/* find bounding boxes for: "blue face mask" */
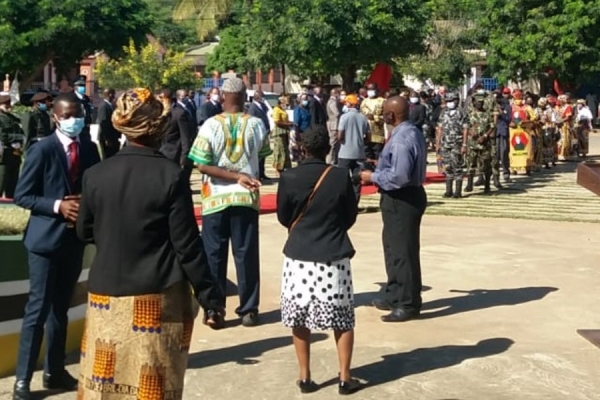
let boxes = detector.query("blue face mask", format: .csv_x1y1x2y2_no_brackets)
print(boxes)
76,86,86,95
342,105,349,113
57,117,85,138
302,100,309,107
38,103,47,111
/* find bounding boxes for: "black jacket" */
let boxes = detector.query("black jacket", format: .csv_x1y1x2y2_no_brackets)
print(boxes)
309,96,327,128
248,101,270,133
22,108,52,149
197,101,222,126
96,101,120,144
409,103,427,130
160,104,196,165
76,145,222,308
277,158,357,262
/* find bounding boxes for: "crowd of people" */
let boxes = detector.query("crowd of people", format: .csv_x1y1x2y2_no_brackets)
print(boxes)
3,72,593,399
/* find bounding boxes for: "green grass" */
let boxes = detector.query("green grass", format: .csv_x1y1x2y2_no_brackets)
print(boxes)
0,206,29,235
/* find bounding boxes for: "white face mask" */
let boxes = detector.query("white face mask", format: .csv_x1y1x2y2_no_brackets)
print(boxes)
367,90,376,98
447,102,456,109
211,94,220,103
342,105,349,113
409,97,419,104
339,95,346,102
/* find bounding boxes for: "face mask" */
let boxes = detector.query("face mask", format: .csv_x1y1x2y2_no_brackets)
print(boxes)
211,94,220,103
302,100,309,107
76,86,86,95
367,90,376,98
447,102,456,109
342,105,349,113
339,95,346,102
476,89,485,95
38,103,47,111
409,97,419,104
57,117,85,138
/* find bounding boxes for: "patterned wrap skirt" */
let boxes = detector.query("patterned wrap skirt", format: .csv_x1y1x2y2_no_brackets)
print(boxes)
280,257,355,331
78,281,199,400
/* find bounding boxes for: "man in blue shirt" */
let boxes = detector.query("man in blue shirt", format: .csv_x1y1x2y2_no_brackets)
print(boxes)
360,96,427,323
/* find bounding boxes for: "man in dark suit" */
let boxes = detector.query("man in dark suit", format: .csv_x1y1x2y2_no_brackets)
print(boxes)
248,90,272,180
197,87,222,126
73,77,93,142
408,90,427,134
309,85,327,128
12,92,101,400
159,89,196,181
96,88,120,159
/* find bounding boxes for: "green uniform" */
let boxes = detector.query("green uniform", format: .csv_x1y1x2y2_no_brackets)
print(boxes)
21,108,52,150
466,103,495,192
0,110,25,197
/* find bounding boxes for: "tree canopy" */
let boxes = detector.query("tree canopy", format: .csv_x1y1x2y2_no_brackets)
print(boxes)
0,0,152,85
476,0,600,84
173,0,234,42
95,40,200,91
145,0,198,52
219,0,429,89
205,25,252,73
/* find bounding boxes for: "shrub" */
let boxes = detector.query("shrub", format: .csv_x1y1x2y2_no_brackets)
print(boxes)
0,206,30,235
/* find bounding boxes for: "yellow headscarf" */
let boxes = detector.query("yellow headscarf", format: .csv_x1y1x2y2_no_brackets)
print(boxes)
111,88,170,140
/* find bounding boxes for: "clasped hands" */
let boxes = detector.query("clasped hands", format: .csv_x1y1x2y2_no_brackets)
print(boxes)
237,173,261,192
59,195,81,223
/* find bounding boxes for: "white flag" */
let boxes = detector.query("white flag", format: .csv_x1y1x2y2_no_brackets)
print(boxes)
9,78,19,105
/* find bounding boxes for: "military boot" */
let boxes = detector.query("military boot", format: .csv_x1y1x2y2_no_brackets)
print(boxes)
474,175,484,186
483,173,492,194
493,175,503,189
443,179,453,198
453,179,463,198
464,175,474,192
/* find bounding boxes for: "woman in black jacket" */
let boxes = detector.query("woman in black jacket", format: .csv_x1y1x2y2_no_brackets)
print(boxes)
277,126,362,395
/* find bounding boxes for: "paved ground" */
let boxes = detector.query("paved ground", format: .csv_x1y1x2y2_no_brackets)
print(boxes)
2,136,600,399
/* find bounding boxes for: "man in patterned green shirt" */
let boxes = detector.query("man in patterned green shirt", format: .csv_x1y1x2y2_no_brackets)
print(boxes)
188,77,269,327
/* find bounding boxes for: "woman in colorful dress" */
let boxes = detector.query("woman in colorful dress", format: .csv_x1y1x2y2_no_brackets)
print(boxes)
76,88,224,399
557,95,574,161
272,95,292,173
539,97,557,168
277,126,362,396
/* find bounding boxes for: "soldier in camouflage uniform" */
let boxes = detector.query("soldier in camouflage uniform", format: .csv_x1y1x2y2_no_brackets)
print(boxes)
0,94,25,197
436,92,468,198
465,93,495,194
484,91,503,188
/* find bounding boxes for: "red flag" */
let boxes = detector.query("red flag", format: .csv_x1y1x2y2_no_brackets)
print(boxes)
365,63,393,92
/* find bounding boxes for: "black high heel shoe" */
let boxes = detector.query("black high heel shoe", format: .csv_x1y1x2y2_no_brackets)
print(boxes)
338,378,363,395
296,379,319,394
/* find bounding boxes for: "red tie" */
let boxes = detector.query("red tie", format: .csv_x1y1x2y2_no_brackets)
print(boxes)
69,141,79,186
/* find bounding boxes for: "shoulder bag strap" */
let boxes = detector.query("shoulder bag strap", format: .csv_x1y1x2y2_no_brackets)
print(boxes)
289,165,333,232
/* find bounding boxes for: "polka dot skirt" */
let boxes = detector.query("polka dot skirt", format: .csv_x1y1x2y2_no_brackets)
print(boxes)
280,257,355,331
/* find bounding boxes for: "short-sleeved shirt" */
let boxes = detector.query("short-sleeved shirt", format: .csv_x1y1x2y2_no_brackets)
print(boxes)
188,113,268,215
438,108,468,148
337,109,368,160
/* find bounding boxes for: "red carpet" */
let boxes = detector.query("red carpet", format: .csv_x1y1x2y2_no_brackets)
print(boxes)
193,172,444,224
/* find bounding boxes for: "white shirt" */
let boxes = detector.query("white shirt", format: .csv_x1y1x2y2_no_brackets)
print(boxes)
577,106,593,122
53,131,80,214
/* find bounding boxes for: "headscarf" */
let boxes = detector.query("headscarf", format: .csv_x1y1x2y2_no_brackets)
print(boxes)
111,88,170,140
344,94,359,106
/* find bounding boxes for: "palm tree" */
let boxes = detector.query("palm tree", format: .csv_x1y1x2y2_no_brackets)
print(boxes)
173,0,234,42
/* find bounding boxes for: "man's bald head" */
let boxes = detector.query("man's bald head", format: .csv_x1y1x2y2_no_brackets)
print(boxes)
383,96,409,127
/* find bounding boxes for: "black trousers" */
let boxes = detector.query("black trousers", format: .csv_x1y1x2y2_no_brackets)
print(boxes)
381,186,427,312
259,158,267,178
201,206,260,316
496,136,510,178
16,231,84,381
337,158,362,205
1,148,21,198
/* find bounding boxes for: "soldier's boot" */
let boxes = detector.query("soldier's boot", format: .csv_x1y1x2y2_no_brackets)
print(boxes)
452,179,463,199
443,179,453,198
483,173,492,194
474,175,484,186
464,175,474,192
493,175,503,189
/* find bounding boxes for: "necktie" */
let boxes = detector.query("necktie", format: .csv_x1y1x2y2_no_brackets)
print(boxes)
68,141,79,187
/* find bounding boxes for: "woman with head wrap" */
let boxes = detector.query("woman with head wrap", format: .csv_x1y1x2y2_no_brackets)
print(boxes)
76,88,224,399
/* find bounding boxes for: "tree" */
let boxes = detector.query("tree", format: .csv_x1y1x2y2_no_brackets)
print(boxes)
205,25,253,73
240,0,429,89
145,0,199,52
476,0,600,84
95,40,200,91
0,0,152,88
173,0,234,42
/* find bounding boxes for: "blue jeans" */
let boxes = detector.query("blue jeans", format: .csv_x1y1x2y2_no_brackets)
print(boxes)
201,206,260,316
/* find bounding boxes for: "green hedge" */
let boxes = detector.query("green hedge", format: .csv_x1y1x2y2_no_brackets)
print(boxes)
0,205,29,235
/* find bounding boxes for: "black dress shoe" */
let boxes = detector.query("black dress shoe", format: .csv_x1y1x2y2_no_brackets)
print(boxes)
381,308,420,323
297,379,319,393
371,298,391,311
241,312,258,327
13,380,31,400
338,378,363,395
43,370,78,391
